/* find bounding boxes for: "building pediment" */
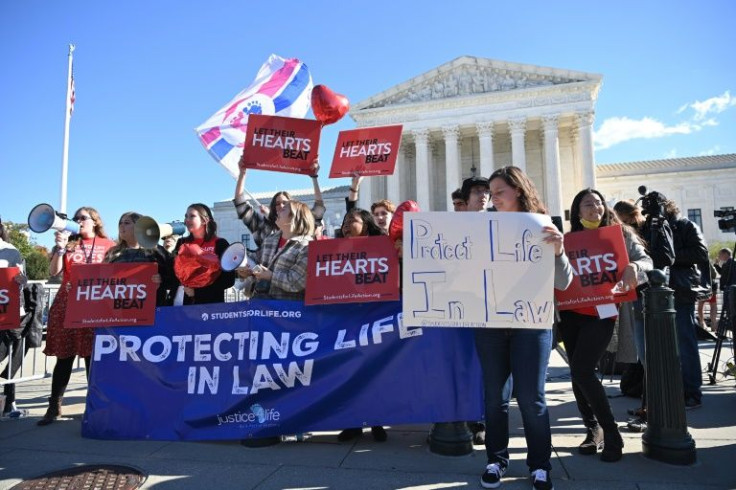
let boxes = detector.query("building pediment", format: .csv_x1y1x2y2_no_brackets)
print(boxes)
353,56,602,112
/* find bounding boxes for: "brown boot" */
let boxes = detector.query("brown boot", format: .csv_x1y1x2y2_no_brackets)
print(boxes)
37,397,62,426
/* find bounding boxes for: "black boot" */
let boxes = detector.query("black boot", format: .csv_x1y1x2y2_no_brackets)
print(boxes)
337,428,363,442
578,425,604,455
600,427,624,462
371,426,387,442
37,396,62,426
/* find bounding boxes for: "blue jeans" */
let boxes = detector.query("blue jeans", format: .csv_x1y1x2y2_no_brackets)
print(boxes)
674,301,703,402
474,328,552,472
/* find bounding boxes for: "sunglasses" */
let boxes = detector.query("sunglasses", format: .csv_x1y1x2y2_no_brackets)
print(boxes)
73,215,93,223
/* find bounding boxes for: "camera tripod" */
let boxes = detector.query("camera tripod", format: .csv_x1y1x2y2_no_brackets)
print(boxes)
707,284,735,385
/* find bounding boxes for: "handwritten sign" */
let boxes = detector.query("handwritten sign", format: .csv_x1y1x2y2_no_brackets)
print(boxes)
65,263,158,328
242,114,321,174
0,267,21,330
305,236,400,305
555,224,637,310
329,125,403,177
402,212,555,329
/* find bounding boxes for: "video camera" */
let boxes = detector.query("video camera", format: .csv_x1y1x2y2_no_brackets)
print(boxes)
714,207,736,232
637,186,667,218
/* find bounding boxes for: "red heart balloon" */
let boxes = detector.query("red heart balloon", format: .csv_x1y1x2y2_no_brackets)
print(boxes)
311,84,350,125
388,200,421,244
174,243,222,288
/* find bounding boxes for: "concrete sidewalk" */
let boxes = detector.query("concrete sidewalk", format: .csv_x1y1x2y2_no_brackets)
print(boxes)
1,339,734,490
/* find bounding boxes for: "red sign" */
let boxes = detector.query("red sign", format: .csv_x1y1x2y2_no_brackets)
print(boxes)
65,263,158,328
555,224,637,310
0,267,21,330
241,114,321,174
329,125,403,178
305,236,400,305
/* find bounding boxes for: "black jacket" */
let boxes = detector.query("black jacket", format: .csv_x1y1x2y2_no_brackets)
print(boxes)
667,217,709,302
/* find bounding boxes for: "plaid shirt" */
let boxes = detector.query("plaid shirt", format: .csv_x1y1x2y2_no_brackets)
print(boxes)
233,193,325,250
254,232,312,301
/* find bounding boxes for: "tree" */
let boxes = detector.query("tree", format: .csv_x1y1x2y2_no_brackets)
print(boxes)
3,221,50,280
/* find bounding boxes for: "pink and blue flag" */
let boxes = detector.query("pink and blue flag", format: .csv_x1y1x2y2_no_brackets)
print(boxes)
195,54,313,178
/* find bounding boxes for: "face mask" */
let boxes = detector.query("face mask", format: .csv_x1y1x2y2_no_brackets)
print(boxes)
580,218,601,230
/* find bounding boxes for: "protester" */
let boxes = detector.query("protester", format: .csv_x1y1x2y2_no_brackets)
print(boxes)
451,188,467,211
458,176,491,444
235,200,314,447
559,189,652,463
336,207,388,442
340,208,385,238
476,166,573,490
0,218,28,417
233,157,324,250
663,198,710,409
461,176,490,212
370,199,396,235
236,200,314,301
345,175,396,232
38,207,116,426
105,212,174,306
172,203,235,305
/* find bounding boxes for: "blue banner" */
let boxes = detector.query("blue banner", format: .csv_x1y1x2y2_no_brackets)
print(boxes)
82,299,484,441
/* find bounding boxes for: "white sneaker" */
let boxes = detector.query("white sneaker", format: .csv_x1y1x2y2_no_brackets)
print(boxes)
531,468,554,490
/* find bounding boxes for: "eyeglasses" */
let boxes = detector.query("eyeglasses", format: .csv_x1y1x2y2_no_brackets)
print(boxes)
470,188,490,196
73,215,92,223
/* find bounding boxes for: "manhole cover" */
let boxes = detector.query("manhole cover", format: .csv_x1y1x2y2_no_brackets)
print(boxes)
10,464,146,490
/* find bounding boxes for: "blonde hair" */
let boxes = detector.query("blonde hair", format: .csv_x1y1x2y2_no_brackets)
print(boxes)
288,201,315,237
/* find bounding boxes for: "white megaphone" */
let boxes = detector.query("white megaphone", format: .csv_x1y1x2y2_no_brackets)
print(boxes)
134,216,186,249
27,203,80,234
220,242,259,272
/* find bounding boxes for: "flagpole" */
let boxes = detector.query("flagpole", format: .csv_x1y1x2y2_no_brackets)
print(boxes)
60,43,75,215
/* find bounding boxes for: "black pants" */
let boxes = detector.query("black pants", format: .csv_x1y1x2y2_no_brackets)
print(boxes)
49,356,91,399
558,311,617,431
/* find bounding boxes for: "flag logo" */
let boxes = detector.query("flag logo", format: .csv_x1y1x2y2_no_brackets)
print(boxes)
195,55,313,178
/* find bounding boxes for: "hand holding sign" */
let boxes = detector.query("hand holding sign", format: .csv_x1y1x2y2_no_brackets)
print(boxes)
311,84,349,126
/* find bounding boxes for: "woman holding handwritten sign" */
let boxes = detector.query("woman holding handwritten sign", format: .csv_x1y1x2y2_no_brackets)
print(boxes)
475,167,573,490
559,189,651,463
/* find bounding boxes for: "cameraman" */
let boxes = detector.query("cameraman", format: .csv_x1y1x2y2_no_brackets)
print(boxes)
663,198,710,409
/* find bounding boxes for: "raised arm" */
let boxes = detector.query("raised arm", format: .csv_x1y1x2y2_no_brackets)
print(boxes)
310,159,326,221
346,173,363,212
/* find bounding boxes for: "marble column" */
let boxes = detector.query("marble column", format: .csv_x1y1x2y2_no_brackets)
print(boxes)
575,112,596,189
542,114,563,218
508,117,527,172
386,142,402,205
442,125,461,211
413,128,431,211
476,121,494,178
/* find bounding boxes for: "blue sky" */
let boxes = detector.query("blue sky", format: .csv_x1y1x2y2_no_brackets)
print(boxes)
2,1,734,248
